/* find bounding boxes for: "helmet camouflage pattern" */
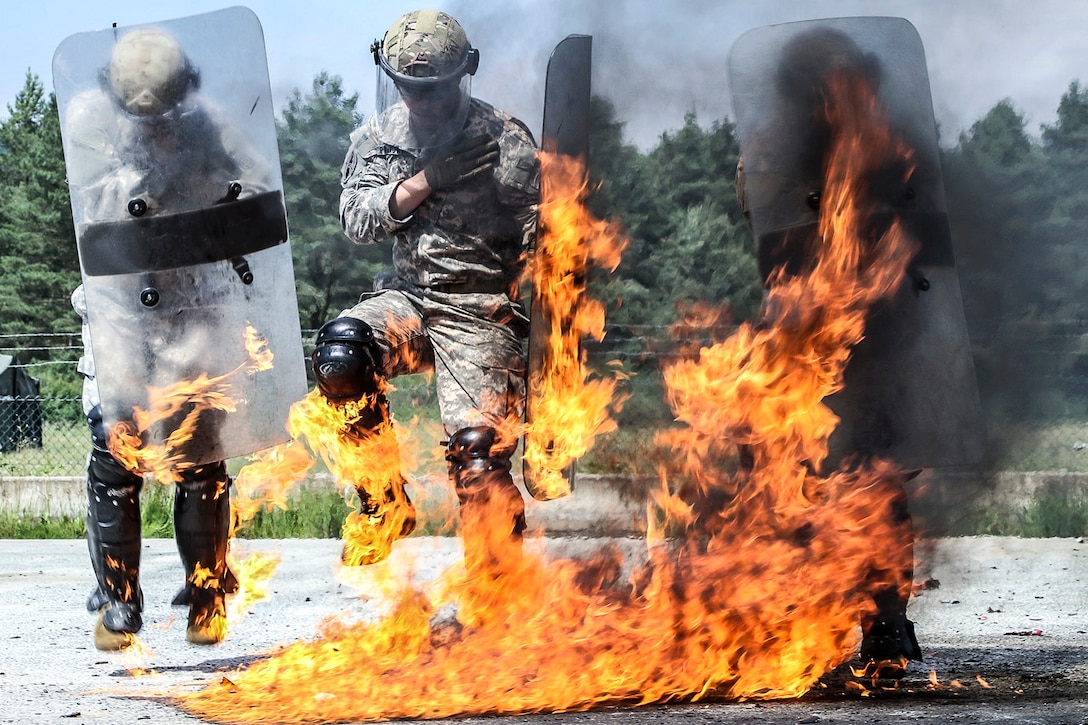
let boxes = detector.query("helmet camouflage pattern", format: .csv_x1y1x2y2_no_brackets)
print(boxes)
373,9,479,86
107,28,198,117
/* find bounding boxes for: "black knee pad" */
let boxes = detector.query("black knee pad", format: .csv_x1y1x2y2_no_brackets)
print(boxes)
445,427,516,476
312,317,385,401
446,427,525,538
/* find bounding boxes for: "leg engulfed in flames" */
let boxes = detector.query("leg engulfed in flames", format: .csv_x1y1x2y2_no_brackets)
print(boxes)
446,426,527,580
94,325,283,650
288,388,417,568
306,315,420,567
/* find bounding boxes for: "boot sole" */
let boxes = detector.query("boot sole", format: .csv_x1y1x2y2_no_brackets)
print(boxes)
94,611,137,651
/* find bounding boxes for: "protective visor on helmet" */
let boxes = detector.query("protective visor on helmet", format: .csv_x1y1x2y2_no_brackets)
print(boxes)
371,39,479,89
371,39,474,149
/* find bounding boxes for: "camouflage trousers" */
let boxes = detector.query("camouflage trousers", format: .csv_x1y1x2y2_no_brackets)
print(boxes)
340,288,528,435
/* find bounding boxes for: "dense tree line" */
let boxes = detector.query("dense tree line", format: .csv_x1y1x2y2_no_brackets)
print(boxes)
946,82,1088,427
0,73,76,338
0,72,763,369
3,70,1088,431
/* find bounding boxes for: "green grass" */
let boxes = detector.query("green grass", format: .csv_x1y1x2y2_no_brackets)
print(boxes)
0,421,87,477
940,489,1088,538
0,512,85,538
0,478,459,540
235,488,351,539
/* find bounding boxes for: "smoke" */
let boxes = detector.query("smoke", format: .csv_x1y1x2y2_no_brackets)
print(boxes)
446,0,1086,149
447,0,753,149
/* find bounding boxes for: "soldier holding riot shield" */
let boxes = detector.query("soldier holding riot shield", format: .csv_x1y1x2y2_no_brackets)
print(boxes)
311,9,540,572
729,19,984,674
55,11,306,651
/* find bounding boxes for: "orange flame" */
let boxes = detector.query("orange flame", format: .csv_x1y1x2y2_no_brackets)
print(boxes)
287,387,424,566
108,323,274,483
173,72,923,722
523,151,628,498
231,441,316,531
226,550,281,624
656,67,919,691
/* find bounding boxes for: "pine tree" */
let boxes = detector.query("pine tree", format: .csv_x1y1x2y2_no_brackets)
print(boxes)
0,72,79,339
277,72,384,331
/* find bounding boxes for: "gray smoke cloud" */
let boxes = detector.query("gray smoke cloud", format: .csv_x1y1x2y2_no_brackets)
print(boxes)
447,0,1087,149
449,0,746,148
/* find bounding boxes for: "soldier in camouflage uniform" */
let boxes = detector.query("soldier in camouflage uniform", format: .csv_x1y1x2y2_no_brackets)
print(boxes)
311,10,539,570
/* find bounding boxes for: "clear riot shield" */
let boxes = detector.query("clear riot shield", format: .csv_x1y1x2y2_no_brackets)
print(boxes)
53,7,307,468
728,17,985,470
522,34,592,500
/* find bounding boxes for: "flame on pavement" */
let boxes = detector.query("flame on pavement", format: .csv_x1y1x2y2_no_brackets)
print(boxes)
174,71,922,721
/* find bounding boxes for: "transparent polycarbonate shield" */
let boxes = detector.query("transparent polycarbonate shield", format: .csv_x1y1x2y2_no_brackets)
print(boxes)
523,34,592,500
53,7,307,467
728,17,985,469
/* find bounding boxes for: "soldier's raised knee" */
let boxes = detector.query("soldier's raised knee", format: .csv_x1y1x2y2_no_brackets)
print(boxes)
311,317,384,401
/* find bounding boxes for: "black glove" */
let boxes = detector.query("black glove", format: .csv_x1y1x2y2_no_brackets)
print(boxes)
423,134,499,190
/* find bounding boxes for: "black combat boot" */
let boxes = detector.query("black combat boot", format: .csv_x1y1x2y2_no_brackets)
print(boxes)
84,406,145,651
174,462,236,645
860,585,923,674
859,483,922,675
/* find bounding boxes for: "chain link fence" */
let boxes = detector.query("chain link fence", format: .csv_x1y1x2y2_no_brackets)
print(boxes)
4,323,1088,484
0,396,85,478
1,332,86,479
2,321,1088,535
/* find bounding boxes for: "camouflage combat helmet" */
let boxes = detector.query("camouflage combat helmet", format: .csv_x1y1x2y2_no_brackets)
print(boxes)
371,9,479,89
107,28,198,117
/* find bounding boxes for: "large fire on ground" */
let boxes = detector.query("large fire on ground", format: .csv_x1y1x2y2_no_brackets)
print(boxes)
169,70,922,722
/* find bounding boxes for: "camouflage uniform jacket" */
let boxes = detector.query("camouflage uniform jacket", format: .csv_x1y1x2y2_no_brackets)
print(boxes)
340,98,540,291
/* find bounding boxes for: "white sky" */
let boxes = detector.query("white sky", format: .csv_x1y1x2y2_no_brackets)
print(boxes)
4,1,1087,148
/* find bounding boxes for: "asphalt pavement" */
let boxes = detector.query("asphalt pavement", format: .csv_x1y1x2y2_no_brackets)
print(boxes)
2,535,1087,725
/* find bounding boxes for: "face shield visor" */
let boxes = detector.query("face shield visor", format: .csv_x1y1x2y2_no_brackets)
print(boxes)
372,40,477,150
